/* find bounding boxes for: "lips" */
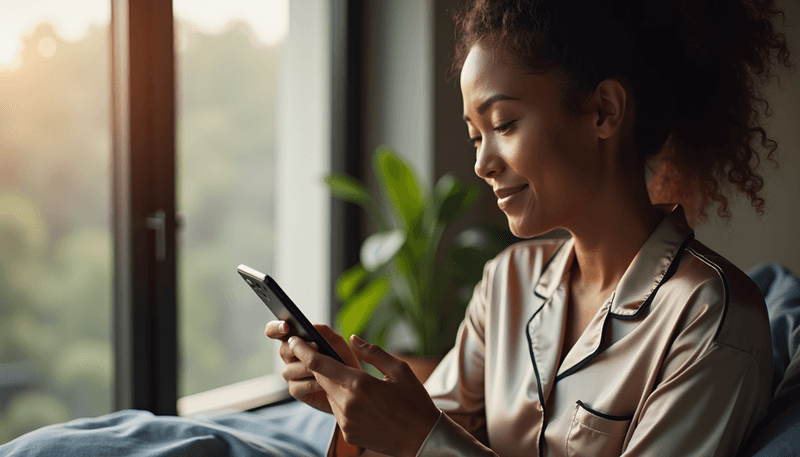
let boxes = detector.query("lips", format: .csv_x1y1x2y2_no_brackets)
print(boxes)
494,184,528,199
495,184,529,211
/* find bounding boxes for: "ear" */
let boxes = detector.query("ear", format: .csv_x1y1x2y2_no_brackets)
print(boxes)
592,78,628,140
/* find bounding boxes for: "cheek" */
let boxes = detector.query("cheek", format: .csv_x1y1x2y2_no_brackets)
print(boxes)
551,121,600,180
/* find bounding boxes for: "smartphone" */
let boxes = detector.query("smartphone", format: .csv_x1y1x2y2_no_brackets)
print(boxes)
238,264,345,364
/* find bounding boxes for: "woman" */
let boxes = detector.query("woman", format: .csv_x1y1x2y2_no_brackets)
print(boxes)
266,0,792,455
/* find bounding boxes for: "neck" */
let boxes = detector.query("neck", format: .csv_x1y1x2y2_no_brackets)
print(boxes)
566,172,661,297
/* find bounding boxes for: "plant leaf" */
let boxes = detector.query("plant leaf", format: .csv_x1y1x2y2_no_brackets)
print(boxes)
336,276,391,339
436,175,481,224
404,208,427,263
335,263,368,302
392,246,421,317
373,146,426,232
450,246,494,283
433,174,457,207
324,173,374,208
360,229,406,272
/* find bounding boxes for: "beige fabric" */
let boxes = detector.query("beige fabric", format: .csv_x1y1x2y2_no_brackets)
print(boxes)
418,205,773,457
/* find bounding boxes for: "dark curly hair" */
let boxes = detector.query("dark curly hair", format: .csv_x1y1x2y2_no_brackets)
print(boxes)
453,0,792,224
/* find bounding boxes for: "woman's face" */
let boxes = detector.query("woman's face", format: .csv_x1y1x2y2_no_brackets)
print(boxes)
461,43,603,238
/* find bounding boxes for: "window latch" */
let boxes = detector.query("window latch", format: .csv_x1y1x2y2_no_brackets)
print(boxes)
145,209,166,263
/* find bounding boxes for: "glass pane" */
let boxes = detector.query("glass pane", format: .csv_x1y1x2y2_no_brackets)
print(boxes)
0,2,112,443
175,0,289,396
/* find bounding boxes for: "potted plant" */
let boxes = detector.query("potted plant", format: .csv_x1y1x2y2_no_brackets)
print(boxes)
325,146,516,379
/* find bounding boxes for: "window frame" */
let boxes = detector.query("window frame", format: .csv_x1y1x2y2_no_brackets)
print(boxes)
111,0,178,415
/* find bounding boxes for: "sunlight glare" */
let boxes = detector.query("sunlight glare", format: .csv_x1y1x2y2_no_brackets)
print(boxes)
173,0,289,47
0,0,289,70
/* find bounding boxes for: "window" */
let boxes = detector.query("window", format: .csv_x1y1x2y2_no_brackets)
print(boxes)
1,0,339,441
112,0,336,416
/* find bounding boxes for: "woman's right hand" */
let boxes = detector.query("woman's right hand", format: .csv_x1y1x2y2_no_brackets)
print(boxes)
264,320,361,414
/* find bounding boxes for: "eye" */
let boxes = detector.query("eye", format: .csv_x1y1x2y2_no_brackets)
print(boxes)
468,136,482,147
493,120,516,134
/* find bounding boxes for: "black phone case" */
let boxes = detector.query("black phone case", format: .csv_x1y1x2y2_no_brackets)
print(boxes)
238,265,345,364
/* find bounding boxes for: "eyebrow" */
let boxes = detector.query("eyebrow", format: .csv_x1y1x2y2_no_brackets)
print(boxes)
463,94,518,121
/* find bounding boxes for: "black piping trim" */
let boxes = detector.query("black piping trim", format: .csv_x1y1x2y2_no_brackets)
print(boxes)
576,400,634,422
532,239,570,300
609,232,695,320
525,238,569,455
685,246,730,342
525,301,548,456
555,232,695,382
555,309,613,382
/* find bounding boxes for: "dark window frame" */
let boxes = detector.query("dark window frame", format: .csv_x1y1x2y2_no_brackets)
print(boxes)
111,0,178,414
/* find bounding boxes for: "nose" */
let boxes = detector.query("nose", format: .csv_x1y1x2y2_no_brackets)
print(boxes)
474,141,503,180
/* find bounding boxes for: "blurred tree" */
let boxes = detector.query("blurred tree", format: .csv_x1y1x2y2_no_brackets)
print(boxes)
177,20,279,396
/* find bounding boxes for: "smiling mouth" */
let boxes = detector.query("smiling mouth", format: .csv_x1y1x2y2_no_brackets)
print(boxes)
496,185,528,210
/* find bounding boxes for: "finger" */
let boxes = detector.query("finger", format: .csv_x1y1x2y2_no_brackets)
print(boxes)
282,361,315,382
314,324,361,369
350,334,412,381
288,378,324,400
265,320,290,340
289,336,355,387
280,338,320,364
279,341,298,364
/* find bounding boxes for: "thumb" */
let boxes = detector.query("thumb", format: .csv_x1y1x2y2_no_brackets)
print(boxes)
350,334,408,381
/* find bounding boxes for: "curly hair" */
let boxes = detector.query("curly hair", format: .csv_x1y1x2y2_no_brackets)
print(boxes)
453,0,792,223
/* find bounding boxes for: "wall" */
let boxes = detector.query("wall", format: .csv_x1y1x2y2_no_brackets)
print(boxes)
361,0,433,184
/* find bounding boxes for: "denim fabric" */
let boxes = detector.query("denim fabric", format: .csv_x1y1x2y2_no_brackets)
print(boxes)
740,263,800,457
0,400,335,457
748,262,800,391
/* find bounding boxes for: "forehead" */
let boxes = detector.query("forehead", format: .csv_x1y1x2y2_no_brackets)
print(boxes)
460,43,560,116
460,44,517,99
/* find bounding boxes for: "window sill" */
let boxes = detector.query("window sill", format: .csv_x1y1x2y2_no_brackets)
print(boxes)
177,373,291,417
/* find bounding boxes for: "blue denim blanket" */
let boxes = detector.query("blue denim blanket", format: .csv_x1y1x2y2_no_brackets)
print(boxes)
0,400,335,457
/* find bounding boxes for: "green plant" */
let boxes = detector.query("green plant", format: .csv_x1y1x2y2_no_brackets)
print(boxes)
325,146,502,357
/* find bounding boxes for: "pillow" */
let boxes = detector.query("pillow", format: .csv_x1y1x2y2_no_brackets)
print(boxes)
748,262,800,392
739,262,800,457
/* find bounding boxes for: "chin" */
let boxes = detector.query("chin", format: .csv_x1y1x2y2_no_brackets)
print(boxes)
506,216,538,240
506,213,558,240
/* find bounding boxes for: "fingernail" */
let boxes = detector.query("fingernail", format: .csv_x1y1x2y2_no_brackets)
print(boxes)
351,334,367,348
288,336,298,348
280,321,288,332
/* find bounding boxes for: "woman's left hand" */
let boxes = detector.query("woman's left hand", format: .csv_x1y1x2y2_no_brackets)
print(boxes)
288,333,441,457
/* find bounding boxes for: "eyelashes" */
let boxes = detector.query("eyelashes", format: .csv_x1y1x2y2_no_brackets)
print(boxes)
494,120,516,133
467,120,517,147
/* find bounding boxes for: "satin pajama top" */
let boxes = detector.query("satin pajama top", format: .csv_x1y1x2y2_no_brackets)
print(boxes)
417,204,772,456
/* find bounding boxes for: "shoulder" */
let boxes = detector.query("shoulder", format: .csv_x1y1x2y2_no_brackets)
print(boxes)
670,238,770,354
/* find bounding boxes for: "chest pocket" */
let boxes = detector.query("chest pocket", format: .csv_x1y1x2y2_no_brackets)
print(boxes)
566,401,632,457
